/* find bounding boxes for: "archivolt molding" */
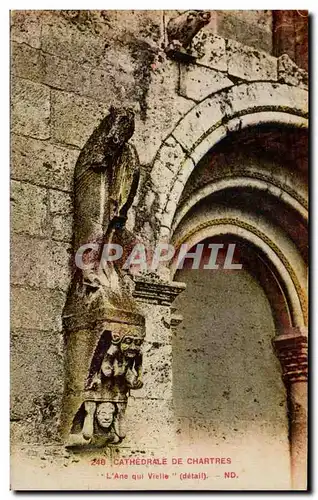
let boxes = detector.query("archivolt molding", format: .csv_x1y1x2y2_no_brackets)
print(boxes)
145,81,308,244
171,217,307,327
179,165,308,211
172,175,308,236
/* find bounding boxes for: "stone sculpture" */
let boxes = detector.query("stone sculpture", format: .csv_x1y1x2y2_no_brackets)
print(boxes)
66,324,145,448
61,107,145,449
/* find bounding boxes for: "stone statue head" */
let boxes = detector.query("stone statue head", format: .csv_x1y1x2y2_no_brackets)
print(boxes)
111,322,145,341
96,402,116,429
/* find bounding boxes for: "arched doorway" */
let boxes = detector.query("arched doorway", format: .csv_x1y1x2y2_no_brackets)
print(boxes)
167,124,308,489
172,239,291,489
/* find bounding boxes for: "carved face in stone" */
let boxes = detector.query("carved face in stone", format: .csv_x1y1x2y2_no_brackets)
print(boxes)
96,402,116,429
119,335,143,358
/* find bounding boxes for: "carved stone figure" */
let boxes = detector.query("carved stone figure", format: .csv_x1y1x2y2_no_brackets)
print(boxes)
73,106,140,258
166,10,211,61
66,106,140,296
61,107,146,449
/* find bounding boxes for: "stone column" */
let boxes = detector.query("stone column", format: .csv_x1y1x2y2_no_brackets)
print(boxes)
273,327,308,490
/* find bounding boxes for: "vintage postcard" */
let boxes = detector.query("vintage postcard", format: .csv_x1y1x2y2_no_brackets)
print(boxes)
10,9,308,490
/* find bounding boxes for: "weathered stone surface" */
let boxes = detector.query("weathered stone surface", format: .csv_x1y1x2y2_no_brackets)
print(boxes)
44,51,136,105
11,11,42,49
278,54,308,90
191,32,227,71
150,136,185,212
51,90,110,147
160,157,195,233
227,39,277,81
51,214,73,242
11,40,135,105
43,52,92,96
11,41,44,82
48,190,72,215
151,137,180,185
48,190,73,242
11,286,66,331
40,10,163,69
40,11,106,67
11,78,51,139
11,234,71,291
11,180,48,237
221,10,273,30
84,63,135,103
131,58,195,165
136,303,172,344
11,134,79,191
180,64,233,101
224,82,308,118
11,329,63,420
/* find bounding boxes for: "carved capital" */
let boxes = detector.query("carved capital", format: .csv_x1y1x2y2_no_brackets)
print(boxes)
273,328,308,384
133,276,186,305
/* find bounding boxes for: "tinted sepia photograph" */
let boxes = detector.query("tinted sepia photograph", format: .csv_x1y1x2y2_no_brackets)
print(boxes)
10,9,308,491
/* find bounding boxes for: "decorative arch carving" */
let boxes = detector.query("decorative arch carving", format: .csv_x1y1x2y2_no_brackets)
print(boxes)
172,176,308,236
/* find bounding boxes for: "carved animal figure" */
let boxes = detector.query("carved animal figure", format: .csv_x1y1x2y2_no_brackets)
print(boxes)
167,10,211,50
73,106,140,258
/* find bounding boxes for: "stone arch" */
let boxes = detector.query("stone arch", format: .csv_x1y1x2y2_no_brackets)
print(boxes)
170,210,307,328
171,176,308,236
147,82,308,244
